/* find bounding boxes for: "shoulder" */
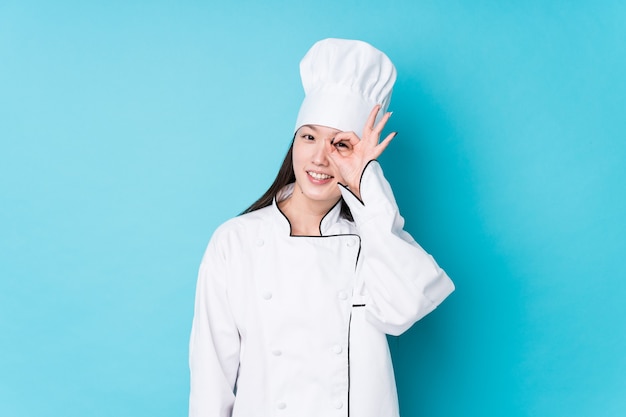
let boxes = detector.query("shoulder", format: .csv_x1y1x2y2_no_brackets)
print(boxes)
206,206,274,250
218,205,273,233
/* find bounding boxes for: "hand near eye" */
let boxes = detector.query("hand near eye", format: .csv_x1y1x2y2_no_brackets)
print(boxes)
328,104,397,200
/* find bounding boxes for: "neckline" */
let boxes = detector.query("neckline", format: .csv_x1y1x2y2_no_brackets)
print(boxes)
272,183,343,237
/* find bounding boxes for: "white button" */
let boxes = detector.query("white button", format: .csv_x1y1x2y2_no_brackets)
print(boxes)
333,400,343,409
262,292,273,300
346,239,356,247
338,291,348,300
332,345,343,354
272,349,282,356
276,402,286,410
256,239,264,247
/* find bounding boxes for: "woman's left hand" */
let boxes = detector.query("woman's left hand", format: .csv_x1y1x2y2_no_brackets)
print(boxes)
328,104,397,200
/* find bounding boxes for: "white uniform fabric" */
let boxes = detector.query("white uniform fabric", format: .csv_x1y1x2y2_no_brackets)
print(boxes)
189,161,455,417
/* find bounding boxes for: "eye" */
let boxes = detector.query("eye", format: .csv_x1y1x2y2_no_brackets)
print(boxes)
301,134,315,141
334,141,350,150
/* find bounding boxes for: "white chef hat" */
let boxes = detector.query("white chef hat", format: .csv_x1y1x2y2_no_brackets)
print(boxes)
294,38,397,135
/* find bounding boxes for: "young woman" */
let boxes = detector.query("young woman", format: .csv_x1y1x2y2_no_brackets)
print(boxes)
189,38,454,417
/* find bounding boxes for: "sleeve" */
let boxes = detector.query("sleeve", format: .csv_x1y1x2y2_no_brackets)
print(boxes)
339,160,455,336
189,228,240,417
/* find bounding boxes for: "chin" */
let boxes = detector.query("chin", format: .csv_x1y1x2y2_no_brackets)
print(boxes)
313,194,342,205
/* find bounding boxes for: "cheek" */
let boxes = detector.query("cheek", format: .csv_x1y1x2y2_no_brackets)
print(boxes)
291,143,306,169
326,161,346,184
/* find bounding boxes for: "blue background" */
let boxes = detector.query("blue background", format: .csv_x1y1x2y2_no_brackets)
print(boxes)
1,1,625,416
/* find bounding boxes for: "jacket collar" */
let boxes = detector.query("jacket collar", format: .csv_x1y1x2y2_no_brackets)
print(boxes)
273,183,343,236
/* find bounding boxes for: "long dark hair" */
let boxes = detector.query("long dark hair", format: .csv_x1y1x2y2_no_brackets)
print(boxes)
242,138,353,221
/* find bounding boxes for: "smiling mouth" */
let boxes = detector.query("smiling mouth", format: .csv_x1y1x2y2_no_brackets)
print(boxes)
307,171,333,180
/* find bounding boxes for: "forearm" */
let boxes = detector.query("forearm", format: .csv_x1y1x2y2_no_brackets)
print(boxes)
340,160,454,335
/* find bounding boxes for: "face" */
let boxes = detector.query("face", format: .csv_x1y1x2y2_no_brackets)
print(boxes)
291,124,347,209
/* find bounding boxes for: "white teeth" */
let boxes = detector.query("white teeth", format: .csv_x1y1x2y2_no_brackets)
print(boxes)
308,171,332,180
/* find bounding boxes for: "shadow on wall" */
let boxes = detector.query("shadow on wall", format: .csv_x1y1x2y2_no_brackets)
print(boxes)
381,75,526,416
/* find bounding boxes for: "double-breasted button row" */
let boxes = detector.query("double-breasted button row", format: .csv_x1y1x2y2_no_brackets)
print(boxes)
262,291,348,301
271,346,342,356
275,400,343,411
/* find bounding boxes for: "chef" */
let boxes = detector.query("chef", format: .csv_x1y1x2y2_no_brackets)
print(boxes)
189,38,455,417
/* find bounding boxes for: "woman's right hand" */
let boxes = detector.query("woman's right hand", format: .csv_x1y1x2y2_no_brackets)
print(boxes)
328,104,397,200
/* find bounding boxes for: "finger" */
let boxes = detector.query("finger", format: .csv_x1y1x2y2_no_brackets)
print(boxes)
326,146,339,163
333,131,361,146
326,147,348,174
372,111,392,135
364,104,382,132
372,131,397,158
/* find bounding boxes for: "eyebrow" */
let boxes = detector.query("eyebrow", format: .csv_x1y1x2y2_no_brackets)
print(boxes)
300,124,319,132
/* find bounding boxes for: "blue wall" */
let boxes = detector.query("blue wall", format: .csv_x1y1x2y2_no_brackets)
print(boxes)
1,1,625,416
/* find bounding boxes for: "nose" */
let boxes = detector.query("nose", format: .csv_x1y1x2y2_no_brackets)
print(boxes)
312,139,333,165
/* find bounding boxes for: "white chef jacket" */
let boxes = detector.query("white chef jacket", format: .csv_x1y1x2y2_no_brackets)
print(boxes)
189,160,454,417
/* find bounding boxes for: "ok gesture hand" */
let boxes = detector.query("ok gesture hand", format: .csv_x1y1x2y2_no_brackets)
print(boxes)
328,105,397,200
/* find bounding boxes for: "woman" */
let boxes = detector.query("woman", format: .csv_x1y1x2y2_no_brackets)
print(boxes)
189,38,454,417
